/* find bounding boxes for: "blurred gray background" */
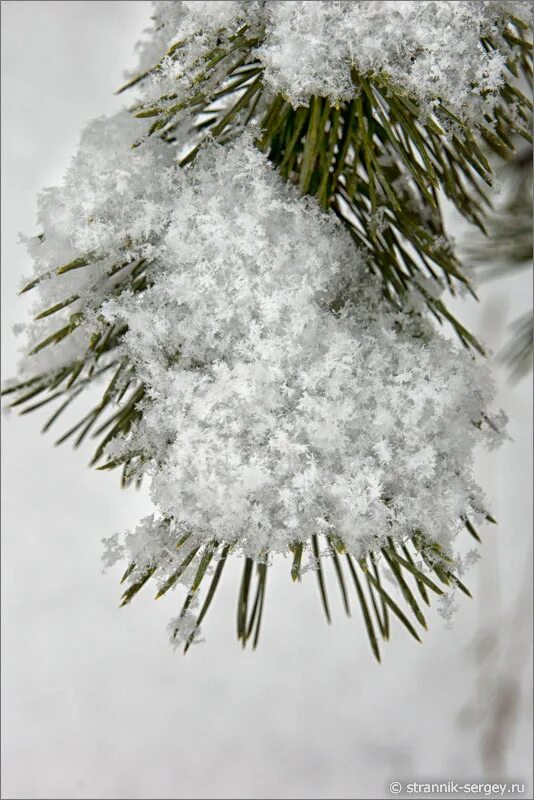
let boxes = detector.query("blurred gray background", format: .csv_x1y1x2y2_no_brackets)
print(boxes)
1,3,532,798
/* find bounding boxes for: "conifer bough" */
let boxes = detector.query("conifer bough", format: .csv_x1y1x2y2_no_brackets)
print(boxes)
4,1,532,658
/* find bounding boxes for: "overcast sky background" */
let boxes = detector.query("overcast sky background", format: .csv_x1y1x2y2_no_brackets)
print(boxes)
1,3,532,799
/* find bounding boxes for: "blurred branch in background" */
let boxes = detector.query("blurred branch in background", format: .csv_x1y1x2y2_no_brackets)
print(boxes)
500,310,533,383
466,142,533,382
458,137,533,774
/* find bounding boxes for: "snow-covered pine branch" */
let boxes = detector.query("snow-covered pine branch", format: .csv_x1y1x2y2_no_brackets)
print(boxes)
4,0,531,656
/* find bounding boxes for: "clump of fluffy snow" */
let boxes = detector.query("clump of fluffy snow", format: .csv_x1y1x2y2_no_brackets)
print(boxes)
12,104,506,641
132,0,530,123
260,1,512,115
16,113,502,573
90,138,499,574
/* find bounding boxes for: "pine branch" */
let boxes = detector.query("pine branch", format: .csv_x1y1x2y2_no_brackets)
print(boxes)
3,4,529,655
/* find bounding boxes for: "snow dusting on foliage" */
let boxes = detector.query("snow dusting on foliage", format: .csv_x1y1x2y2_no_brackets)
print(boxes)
133,0,530,122
17,112,173,377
